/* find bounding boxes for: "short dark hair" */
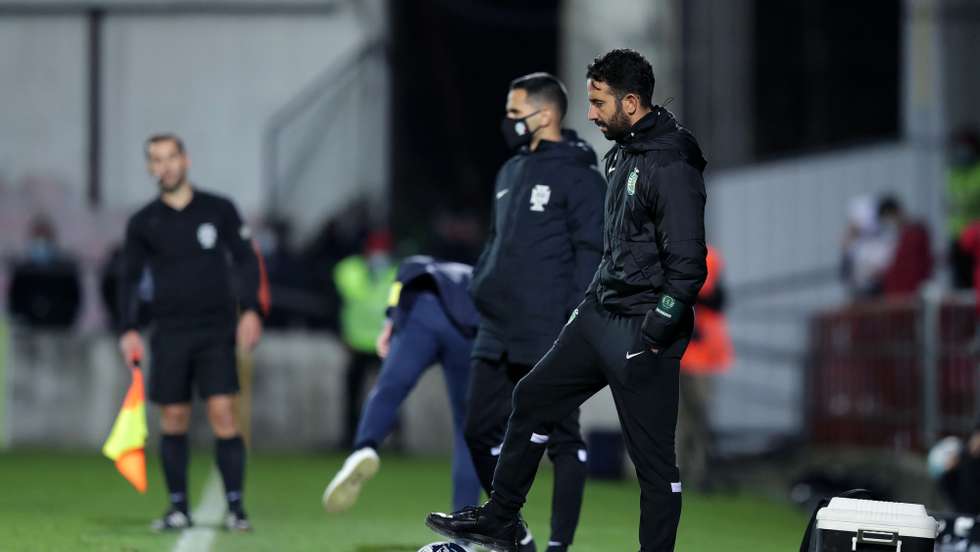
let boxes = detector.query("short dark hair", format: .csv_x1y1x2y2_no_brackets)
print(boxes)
586,49,655,108
509,72,568,119
878,195,903,218
145,133,185,157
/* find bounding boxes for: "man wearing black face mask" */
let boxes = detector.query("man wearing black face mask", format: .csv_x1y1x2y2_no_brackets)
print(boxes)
428,50,706,552
463,72,606,552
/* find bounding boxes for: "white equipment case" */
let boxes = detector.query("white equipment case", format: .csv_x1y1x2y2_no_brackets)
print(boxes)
814,497,938,551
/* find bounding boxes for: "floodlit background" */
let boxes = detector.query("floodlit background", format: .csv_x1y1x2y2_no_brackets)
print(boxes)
1,0,979,550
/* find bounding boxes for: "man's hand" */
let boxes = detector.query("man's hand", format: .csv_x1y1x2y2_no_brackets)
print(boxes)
969,431,980,457
376,319,393,359
119,330,145,369
237,310,263,352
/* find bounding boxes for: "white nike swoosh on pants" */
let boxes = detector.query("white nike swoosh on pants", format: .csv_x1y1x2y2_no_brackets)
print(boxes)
496,189,509,199
625,351,646,360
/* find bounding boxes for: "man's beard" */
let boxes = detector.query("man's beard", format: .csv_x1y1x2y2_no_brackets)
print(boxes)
158,174,185,194
599,103,633,141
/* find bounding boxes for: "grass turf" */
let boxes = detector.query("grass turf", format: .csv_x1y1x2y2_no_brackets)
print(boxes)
0,451,807,551
0,450,209,551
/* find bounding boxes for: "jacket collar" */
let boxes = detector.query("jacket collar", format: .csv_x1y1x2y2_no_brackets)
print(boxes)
616,108,672,148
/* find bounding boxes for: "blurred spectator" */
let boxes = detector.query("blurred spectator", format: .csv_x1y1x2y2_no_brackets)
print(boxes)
959,221,980,317
7,215,81,328
948,128,980,290
428,210,484,264
254,220,316,328
308,197,373,267
841,196,894,300
678,245,733,491
878,196,932,298
931,433,980,515
334,230,397,446
304,197,376,330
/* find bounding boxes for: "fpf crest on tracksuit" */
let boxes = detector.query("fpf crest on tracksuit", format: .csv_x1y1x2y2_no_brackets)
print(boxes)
530,184,551,211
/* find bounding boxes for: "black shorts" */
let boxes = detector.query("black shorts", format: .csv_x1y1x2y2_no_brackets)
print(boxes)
149,326,239,404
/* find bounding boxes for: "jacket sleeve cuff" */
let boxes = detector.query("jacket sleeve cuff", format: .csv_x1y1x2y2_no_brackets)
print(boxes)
641,294,688,348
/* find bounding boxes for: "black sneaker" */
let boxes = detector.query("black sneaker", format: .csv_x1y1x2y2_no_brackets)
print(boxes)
518,523,537,552
224,510,253,532
150,509,192,532
425,503,523,552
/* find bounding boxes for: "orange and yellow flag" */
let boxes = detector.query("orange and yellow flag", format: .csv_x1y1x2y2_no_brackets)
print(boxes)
102,368,148,493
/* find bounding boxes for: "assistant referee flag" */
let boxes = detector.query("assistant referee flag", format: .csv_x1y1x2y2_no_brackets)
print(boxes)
102,367,148,493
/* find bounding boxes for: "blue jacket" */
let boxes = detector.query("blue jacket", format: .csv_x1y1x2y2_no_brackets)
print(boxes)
389,255,479,337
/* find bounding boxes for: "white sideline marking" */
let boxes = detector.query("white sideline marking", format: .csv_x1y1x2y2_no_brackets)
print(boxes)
173,470,224,552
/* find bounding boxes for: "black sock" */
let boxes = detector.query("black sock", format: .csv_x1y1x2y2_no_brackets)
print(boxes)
216,436,246,514
160,434,189,513
549,451,587,546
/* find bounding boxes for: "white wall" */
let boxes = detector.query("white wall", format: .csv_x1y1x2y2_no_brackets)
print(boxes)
0,2,386,242
708,143,946,437
942,0,980,132
1,327,640,452
99,10,378,217
0,16,87,190
560,0,682,158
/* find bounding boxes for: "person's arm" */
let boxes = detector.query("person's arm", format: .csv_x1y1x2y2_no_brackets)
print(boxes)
219,200,261,314
118,218,149,367
471,199,497,280
641,161,708,350
118,219,149,333
565,170,605,313
376,318,394,359
218,200,262,350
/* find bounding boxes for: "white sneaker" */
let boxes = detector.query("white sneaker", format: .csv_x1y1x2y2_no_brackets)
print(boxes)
322,447,380,513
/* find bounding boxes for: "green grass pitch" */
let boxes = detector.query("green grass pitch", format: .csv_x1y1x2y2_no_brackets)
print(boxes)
0,451,806,551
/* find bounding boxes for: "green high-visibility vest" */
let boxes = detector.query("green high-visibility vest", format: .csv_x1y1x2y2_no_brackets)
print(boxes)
949,164,980,237
334,255,396,353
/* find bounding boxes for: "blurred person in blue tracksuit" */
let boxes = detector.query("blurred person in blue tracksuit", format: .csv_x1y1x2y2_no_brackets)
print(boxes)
322,255,481,513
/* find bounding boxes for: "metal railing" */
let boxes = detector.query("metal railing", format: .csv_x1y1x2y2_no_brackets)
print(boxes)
261,38,387,245
807,291,977,451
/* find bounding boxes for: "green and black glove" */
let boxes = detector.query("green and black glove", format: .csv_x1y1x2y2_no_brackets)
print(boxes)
641,294,688,351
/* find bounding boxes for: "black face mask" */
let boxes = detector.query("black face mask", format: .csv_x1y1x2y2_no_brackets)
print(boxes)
500,111,541,150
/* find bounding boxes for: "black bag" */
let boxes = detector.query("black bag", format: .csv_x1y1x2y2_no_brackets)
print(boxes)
800,489,871,552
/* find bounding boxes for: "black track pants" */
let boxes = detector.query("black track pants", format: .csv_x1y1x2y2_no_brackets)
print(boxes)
490,295,692,552
464,357,587,546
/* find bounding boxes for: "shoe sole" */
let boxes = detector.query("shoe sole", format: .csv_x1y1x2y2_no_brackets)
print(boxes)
424,516,516,552
322,451,380,513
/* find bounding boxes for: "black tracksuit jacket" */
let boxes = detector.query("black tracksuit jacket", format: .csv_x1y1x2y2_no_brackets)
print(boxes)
470,130,606,365
587,107,709,349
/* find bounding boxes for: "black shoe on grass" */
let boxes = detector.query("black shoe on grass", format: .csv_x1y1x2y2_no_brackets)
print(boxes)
425,503,523,552
150,509,192,532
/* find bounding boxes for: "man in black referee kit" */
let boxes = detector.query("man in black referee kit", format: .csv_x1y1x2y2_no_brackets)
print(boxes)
118,134,263,532
465,72,605,552
427,49,707,552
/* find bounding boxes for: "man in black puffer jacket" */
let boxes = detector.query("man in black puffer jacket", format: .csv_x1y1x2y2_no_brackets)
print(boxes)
465,72,606,552
427,50,707,552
